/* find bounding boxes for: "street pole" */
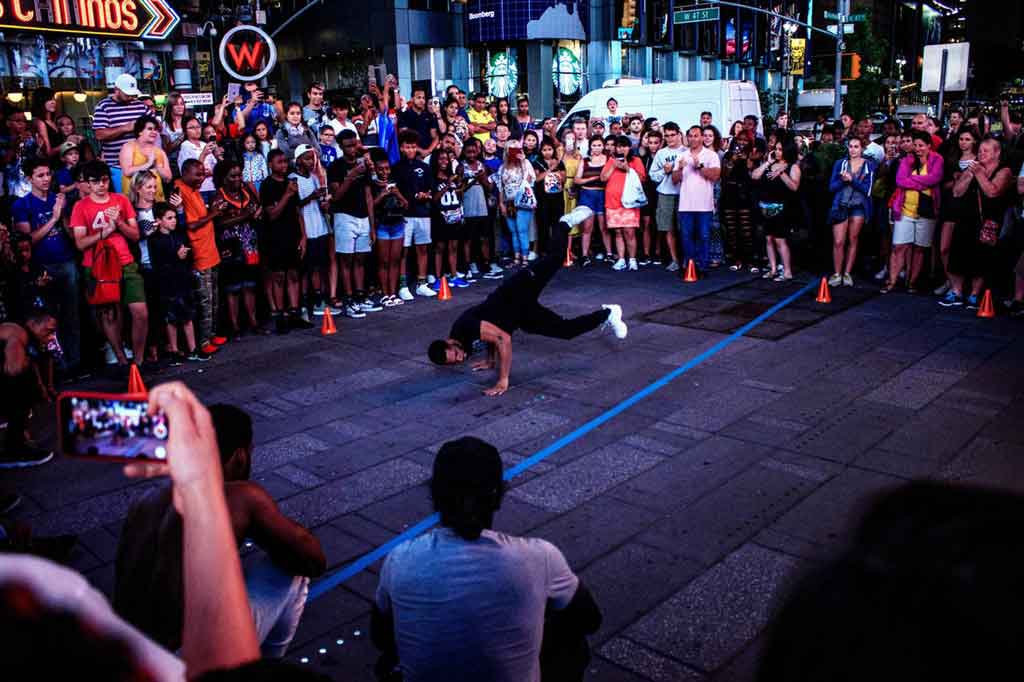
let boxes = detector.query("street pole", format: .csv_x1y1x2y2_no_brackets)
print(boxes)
937,48,949,122
833,0,848,119
784,38,791,114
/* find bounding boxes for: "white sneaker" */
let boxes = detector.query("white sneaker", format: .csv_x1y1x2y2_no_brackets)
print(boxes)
842,273,854,287
628,258,638,271
666,261,680,272
595,253,605,261
602,304,628,339
427,274,437,284
527,251,538,262
469,262,480,276
416,283,437,297
398,286,415,301
103,343,117,365
612,258,627,271
488,263,504,275
124,347,134,360
828,273,843,287
874,266,888,282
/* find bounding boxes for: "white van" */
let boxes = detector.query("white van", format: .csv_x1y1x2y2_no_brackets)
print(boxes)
557,80,762,138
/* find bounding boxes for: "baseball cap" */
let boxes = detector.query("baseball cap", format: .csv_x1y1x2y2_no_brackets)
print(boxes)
114,73,140,97
57,141,79,157
293,143,316,160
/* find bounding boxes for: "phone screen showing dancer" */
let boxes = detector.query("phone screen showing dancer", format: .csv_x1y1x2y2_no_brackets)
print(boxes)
58,393,168,462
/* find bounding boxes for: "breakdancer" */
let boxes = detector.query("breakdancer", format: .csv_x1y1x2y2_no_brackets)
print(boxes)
428,206,627,396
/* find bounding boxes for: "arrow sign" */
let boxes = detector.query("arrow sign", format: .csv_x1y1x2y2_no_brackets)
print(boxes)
140,0,181,40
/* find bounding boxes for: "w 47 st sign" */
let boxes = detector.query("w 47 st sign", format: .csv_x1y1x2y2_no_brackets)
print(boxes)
219,25,278,82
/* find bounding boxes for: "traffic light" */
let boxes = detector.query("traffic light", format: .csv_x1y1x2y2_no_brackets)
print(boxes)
841,52,862,80
622,0,637,28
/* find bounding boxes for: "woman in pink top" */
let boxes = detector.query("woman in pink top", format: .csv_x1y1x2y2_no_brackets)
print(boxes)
600,135,647,271
882,130,944,294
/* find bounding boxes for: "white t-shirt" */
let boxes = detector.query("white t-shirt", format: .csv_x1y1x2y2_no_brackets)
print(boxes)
650,145,684,195
377,527,579,682
177,140,216,193
0,555,185,680
675,147,720,212
291,172,330,239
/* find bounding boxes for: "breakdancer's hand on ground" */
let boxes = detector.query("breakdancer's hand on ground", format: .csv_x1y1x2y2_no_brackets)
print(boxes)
484,378,509,396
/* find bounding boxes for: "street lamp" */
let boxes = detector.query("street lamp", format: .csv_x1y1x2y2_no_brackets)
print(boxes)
782,22,799,116
895,57,907,108
200,21,219,94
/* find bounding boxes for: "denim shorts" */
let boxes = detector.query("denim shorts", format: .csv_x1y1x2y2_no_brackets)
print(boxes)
577,189,605,215
376,222,406,241
829,204,867,225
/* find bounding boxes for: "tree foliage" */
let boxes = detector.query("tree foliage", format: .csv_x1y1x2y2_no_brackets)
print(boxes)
803,8,890,119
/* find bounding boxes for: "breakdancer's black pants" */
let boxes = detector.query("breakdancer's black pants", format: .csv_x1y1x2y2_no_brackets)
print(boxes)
499,222,610,340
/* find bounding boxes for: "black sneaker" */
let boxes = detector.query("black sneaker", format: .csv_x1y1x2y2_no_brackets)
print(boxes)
579,256,593,268
0,443,54,469
288,311,315,330
1006,300,1024,317
187,350,212,362
274,314,291,334
358,296,384,313
167,352,186,367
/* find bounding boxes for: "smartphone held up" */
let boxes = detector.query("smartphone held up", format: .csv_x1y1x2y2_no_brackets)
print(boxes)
58,392,168,462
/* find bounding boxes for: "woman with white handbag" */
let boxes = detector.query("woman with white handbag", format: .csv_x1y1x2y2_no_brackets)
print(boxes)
600,135,648,271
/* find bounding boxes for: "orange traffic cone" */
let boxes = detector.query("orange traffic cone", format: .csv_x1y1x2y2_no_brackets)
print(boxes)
127,363,147,395
321,306,337,335
438,276,453,301
815,276,832,304
683,259,698,283
976,289,995,319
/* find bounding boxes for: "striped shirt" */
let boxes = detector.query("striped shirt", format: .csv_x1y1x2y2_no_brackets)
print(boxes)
92,96,149,167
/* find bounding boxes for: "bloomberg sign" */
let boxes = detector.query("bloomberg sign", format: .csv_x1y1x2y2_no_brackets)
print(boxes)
465,0,588,44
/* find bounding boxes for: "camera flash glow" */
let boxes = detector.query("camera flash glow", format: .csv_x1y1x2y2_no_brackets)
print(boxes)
155,446,166,459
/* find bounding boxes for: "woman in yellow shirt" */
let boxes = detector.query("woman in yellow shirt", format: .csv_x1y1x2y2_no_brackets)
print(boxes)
119,115,172,200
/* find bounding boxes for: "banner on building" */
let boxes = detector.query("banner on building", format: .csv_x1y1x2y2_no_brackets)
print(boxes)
789,38,805,75
465,0,588,44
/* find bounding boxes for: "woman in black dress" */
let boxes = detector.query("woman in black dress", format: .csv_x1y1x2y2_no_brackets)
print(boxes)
945,137,1014,309
721,130,761,273
752,140,802,281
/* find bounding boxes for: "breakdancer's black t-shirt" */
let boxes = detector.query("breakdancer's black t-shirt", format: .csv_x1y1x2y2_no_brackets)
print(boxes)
449,286,522,354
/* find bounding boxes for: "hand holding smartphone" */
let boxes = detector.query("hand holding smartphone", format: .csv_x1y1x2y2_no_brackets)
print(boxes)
59,392,169,462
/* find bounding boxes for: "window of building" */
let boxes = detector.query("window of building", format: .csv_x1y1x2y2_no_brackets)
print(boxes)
408,0,449,11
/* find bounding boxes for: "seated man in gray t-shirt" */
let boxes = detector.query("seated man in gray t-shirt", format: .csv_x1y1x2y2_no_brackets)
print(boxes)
372,437,601,682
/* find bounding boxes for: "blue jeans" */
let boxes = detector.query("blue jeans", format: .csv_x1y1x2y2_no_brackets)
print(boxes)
44,260,81,369
679,211,713,270
506,208,533,256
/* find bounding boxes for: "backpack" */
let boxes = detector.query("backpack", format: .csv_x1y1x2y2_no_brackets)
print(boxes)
87,239,123,306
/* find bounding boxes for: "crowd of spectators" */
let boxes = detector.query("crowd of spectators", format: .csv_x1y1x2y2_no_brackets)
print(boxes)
3,71,1024,679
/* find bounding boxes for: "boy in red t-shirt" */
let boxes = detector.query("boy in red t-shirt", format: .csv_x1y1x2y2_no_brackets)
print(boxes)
70,161,148,368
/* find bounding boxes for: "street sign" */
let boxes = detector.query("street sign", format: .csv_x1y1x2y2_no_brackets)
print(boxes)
826,24,855,35
824,10,865,22
673,7,720,24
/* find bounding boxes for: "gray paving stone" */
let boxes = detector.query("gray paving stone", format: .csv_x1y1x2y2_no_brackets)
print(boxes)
251,471,304,500
582,542,704,643
77,524,121,563
851,448,943,480
639,457,824,566
660,384,781,433
622,544,800,672
330,514,400,548
937,437,1024,493
280,367,406,406
357,484,434,533
770,468,904,554
291,584,372,648
754,381,867,427
719,415,810,448
311,523,376,571
530,497,661,569
27,480,165,536
623,432,698,456
426,408,570,454
242,400,286,419
253,432,332,473
599,637,705,682
609,437,769,513
279,459,432,527
783,401,911,463
274,464,326,489
287,626,380,680
510,445,664,513
874,404,989,461
862,367,965,410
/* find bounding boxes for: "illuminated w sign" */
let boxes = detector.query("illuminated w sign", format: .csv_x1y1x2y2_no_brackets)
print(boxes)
219,25,277,82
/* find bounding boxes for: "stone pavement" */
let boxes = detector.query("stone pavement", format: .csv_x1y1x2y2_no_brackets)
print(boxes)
5,262,1024,681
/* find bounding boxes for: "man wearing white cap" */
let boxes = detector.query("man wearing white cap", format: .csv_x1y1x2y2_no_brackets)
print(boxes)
93,74,149,193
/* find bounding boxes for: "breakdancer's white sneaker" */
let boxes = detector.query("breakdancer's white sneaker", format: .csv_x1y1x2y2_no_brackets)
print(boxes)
602,304,628,339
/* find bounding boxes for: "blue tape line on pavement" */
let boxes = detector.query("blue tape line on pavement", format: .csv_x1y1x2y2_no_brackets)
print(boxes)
308,279,819,601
